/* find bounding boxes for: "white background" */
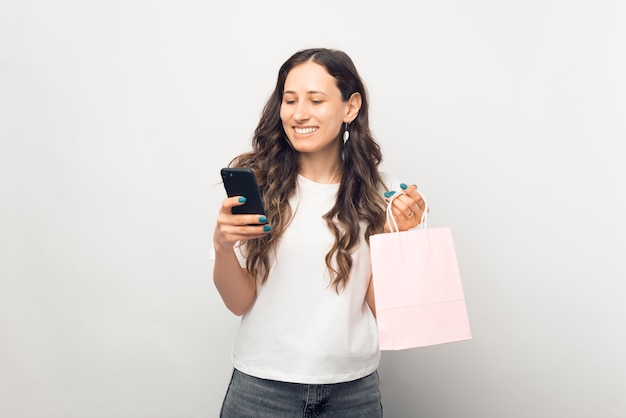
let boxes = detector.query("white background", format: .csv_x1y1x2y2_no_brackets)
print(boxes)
1,1,625,417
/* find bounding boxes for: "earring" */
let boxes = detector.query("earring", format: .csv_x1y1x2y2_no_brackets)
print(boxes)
342,123,350,144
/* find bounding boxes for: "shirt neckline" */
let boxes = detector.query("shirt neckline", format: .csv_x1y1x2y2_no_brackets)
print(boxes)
297,174,341,192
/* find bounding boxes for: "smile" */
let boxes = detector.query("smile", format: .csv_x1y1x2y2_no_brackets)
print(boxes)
294,127,319,134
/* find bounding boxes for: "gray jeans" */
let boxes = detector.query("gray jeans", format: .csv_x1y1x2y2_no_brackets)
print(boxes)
220,368,383,417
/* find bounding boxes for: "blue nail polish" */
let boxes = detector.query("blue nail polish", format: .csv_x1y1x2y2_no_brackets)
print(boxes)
384,192,390,198
238,197,247,203
400,183,407,190
263,225,272,232
259,216,267,223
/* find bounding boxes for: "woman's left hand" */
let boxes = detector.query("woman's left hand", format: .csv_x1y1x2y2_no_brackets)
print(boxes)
383,183,427,232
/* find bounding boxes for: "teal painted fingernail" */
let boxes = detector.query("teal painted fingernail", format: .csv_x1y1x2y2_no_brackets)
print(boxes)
238,197,247,203
400,183,407,190
263,225,272,232
384,191,396,198
384,192,390,198
259,216,267,223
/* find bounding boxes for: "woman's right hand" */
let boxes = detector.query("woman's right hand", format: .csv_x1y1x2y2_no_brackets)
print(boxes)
213,196,271,252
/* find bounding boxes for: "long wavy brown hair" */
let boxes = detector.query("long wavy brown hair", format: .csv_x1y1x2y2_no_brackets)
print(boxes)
229,48,387,292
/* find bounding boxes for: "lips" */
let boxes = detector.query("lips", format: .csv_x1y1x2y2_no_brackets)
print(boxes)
294,127,319,134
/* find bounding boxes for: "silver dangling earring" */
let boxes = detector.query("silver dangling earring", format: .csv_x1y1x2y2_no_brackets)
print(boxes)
342,123,350,144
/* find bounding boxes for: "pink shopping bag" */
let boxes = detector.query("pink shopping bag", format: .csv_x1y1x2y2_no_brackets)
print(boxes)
370,191,471,350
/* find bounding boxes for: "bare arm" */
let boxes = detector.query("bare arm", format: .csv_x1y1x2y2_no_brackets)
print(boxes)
365,276,376,318
213,246,257,316
213,196,270,316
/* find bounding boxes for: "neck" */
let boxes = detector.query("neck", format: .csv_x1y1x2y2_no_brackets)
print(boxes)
298,153,342,184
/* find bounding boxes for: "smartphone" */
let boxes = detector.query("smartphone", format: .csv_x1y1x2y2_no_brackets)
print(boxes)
220,168,266,216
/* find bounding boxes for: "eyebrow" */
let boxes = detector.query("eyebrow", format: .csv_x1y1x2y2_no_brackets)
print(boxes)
283,90,329,96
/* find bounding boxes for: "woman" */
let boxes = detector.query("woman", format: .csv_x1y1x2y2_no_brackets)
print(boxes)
213,48,426,417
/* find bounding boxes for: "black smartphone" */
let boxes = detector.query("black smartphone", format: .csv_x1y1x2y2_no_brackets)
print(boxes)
220,168,266,216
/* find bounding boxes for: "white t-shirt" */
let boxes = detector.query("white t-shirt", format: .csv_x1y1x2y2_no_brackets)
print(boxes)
229,173,401,384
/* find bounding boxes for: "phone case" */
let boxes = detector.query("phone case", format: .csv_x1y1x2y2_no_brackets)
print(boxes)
221,168,266,215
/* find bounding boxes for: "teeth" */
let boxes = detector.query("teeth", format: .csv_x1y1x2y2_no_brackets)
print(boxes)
295,127,318,134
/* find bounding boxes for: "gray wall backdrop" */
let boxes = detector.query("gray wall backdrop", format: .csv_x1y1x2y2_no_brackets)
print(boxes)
1,1,625,417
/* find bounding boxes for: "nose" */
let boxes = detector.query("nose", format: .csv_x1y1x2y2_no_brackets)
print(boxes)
293,102,310,121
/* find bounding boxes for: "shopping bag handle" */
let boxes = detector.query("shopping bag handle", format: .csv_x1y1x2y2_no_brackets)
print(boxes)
385,189,429,233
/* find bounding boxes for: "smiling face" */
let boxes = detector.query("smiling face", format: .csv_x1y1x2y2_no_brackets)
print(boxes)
280,62,355,158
